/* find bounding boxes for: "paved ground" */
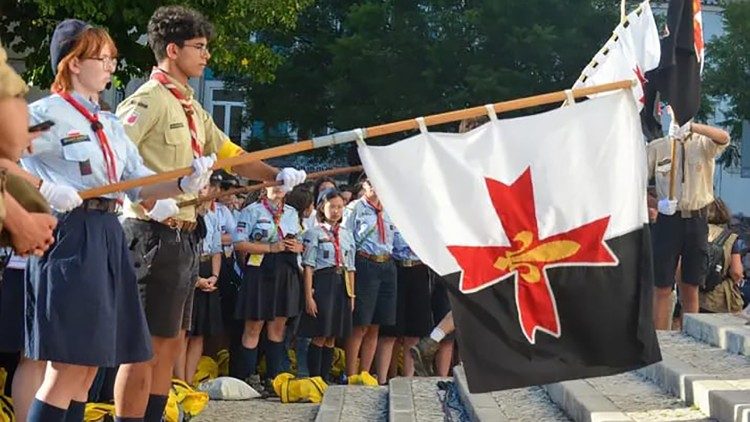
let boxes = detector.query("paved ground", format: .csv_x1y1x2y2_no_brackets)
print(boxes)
193,398,319,421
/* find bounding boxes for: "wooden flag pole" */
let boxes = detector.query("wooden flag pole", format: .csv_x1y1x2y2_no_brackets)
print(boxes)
668,138,678,200
177,165,363,208
79,79,634,200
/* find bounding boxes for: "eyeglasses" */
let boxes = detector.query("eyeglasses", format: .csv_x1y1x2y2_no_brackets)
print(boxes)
87,56,118,69
183,43,210,55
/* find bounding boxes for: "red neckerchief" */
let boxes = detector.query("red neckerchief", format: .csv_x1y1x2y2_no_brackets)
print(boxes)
262,199,285,240
366,198,386,244
321,223,342,266
58,91,117,184
149,68,202,158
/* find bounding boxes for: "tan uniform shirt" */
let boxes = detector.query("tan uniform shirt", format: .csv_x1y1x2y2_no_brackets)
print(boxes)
646,133,727,212
116,73,230,222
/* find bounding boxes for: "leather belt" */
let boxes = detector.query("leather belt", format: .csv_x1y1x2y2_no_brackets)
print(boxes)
357,251,391,263
162,217,198,232
80,197,119,213
396,259,423,268
679,206,707,219
199,254,212,262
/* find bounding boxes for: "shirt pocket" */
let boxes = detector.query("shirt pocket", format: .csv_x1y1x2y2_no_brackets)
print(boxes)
61,141,92,162
163,120,193,166
251,221,273,241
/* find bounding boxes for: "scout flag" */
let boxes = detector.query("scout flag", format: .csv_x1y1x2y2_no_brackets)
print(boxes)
358,90,661,393
573,0,661,111
642,0,705,138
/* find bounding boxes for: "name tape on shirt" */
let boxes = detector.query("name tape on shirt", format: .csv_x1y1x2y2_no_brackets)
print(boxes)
60,134,90,146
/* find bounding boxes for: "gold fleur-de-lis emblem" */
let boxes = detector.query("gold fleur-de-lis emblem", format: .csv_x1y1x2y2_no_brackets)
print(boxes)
494,231,581,283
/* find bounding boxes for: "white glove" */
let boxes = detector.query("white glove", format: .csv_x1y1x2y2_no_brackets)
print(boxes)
276,167,307,192
39,181,83,212
179,154,216,195
657,199,678,216
673,121,692,140
147,199,179,222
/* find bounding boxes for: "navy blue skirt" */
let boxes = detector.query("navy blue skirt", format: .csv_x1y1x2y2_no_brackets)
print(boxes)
298,267,353,338
235,252,301,321
25,208,153,366
0,268,25,353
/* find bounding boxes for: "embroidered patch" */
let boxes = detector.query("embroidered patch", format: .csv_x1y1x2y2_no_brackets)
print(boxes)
169,122,185,129
125,112,140,126
79,159,93,176
60,134,90,146
253,232,263,240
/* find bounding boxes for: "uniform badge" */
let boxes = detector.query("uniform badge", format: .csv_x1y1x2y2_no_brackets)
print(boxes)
169,122,185,129
125,112,140,126
79,159,93,176
60,133,90,146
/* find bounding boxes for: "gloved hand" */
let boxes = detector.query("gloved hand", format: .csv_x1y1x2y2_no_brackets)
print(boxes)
276,167,307,192
39,181,83,212
657,199,677,216
673,121,692,140
180,154,216,194
147,198,179,222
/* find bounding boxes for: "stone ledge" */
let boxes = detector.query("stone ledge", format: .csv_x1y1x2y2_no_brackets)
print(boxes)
543,380,631,422
637,347,750,422
388,378,416,422
453,365,509,422
683,313,750,357
315,385,345,422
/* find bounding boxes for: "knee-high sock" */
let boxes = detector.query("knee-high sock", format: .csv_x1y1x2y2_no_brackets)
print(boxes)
265,340,286,380
27,399,66,422
320,347,335,381
307,344,322,377
239,345,259,380
143,394,168,422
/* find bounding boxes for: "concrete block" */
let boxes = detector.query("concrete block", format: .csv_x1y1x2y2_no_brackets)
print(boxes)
544,380,631,422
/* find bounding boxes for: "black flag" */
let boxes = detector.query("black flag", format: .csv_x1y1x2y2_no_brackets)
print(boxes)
641,0,703,139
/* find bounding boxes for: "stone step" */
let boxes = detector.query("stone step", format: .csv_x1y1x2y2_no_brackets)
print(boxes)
315,385,388,422
454,328,750,422
454,365,571,421
637,331,750,422
682,313,750,357
387,377,453,422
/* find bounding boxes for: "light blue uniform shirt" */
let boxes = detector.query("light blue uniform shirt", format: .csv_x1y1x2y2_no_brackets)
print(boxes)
342,198,395,255
301,223,356,271
202,209,223,255
216,203,237,235
392,231,420,261
22,92,154,202
233,201,301,244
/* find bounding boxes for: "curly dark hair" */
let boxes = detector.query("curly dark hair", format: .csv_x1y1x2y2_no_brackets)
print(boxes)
147,5,214,62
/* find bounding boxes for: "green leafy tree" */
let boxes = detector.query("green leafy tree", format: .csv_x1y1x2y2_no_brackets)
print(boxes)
237,0,617,149
0,0,312,88
703,1,750,143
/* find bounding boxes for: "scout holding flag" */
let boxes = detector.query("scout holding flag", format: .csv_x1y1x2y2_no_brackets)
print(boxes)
114,6,305,420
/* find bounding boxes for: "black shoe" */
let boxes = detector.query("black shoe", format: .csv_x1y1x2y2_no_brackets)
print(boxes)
410,337,440,376
245,374,265,395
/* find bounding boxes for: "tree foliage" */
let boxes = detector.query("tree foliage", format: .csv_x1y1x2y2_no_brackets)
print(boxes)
703,1,750,142
0,0,312,88
234,0,618,150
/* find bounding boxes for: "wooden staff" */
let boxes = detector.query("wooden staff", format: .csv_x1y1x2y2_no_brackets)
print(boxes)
668,137,678,200
79,79,634,199
177,165,363,208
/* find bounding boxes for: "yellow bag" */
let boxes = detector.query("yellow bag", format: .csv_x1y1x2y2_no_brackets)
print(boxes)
330,348,345,378
272,373,327,404
216,349,229,377
192,356,219,386
347,371,378,386
0,368,14,422
83,403,115,422
165,378,210,422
